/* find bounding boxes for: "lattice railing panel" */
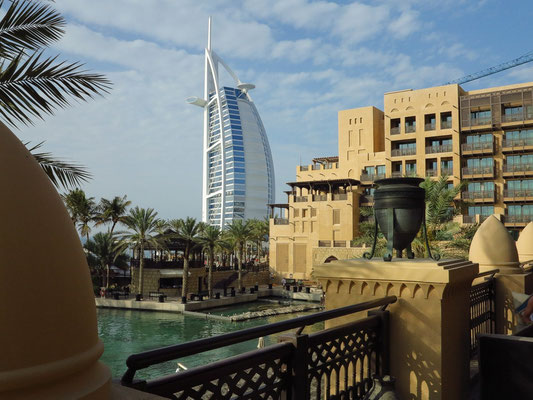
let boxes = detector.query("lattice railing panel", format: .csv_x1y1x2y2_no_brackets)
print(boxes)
306,316,382,400
145,343,293,399
470,279,495,357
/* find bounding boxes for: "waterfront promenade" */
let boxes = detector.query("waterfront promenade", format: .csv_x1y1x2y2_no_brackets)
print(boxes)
95,286,322,315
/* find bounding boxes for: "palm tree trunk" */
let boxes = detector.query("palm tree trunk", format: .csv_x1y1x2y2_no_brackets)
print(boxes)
208,247,214,298
237,243,243,291
106,264,110,289
139,243,145,296
182,245,189,300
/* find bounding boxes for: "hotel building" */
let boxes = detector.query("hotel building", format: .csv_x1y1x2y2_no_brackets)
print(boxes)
188,18,275,227
270,81,533,278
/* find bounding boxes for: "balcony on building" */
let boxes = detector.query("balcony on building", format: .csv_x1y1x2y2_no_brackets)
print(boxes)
426,138,453,154
503,162,533,177
503,188,533,202
461,86,533,131
424,113,436,131
287,178,360,205
405,116,416,133
462,165,495,179
391,140,416,157
360,165,386,183
461,133,494,155
462,189,496,203
504,214,533,227
502,129,533,153
458,214,491,224
390,118,401,135
268,203,290,224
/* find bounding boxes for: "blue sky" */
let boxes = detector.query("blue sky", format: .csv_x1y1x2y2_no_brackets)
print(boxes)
20,0,533,221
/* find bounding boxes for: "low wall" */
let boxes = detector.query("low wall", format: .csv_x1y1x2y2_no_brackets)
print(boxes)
312,246,366,268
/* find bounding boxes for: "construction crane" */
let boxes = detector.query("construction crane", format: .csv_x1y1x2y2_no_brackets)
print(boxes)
445,50,533,85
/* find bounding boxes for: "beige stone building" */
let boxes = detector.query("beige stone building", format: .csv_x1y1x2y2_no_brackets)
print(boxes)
270,81,533,278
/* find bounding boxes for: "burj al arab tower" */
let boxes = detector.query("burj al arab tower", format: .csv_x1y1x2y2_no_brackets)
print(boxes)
187,18,275,227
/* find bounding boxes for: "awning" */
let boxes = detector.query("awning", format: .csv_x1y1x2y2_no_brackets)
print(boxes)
159,269,183,278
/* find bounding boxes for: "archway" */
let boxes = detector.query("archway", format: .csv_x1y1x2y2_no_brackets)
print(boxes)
324,256,338,263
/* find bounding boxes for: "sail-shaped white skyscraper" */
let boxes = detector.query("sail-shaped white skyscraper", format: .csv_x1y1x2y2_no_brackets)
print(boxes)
187,18,275,227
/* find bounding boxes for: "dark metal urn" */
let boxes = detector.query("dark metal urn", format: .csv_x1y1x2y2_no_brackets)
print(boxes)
363,177,439,262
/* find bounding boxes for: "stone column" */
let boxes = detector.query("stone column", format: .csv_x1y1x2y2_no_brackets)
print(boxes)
469,215,533,334
314,258,477,400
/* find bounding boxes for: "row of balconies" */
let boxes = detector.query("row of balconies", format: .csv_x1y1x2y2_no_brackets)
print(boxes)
390,121,452,135
465,111,533,128
299,163,338,172
292,193,349,203
391,144,452,157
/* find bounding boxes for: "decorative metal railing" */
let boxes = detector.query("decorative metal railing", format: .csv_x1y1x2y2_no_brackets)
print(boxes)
313,194,327,201
391,147,416,156
502,138,533,148
318,240,331,247
425,144,453,154
274,218,289,225
121,297,396,399
462,190,495,200
469,270,497,358
461,141,494,153
390,126,400,135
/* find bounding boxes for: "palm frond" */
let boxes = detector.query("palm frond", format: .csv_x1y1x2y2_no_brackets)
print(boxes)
0,51,112,127
0,0,65,59
26,141,91,189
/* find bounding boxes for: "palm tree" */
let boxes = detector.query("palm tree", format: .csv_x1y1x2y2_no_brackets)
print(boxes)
168,217,203,300
250,217,269,262
421,175,466,232
117,207,161,296
96,195,132,234
85,231,129,288
225,219,252,291
26,141,91,189
0,1,110,188
197,225,224,298
61,189,96,241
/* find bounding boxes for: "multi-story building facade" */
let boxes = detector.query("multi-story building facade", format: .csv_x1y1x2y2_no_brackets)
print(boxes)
270,81,533,278
188,18,275,227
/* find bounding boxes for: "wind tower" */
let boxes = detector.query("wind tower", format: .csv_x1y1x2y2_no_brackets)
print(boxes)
187,17,275,227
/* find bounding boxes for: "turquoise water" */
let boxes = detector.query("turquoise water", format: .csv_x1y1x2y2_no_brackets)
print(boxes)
97,305,323,381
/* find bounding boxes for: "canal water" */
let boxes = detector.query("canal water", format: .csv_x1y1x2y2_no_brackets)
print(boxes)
98,301,323,381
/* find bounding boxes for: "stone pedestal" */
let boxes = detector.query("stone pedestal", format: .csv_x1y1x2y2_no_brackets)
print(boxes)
314,258,477,400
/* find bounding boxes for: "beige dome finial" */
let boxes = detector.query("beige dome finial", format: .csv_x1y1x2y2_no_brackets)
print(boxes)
0,122,111,398
517,222,533,264
469,215,520,273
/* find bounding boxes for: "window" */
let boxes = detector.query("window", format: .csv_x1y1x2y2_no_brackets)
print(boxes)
311,207,317,217
159,278,182,289
376,165,386,175
333,209,340,225
364,166,376,175
426,159,438,176
425,114,436,131
293,209,299,218
390,118,401,135
392,141,416,156
302,208,307,218
468,205,494,216
441,159,453,175
467,181,494,193
470,109,491,125
440,112,452,129
405,161,417,176
405,116,416,133
392,162,402,176
502,105,523,122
